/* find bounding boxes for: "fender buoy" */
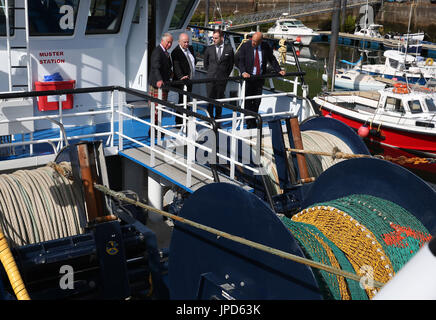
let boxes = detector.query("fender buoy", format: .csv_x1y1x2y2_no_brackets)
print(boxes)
358,125,370,138
425,58,434,66
393,83,409,94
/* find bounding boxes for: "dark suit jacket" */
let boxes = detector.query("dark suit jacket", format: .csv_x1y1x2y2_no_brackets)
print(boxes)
171,45,197,81
149,45,172,88
203,43,234,80
237,40,281,76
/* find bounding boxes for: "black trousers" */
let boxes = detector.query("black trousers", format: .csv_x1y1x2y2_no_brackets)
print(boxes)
175,83,192,125
206,80,227,119
244,79,264,129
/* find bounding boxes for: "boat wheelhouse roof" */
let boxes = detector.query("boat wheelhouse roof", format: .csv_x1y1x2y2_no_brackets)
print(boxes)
277,18,305,24
384,50,416,63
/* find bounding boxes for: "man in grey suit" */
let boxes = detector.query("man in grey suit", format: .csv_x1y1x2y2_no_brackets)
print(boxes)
203,29,234,119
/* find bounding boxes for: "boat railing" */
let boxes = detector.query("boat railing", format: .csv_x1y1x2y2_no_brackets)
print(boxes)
167,71,311,129
0,75,313,206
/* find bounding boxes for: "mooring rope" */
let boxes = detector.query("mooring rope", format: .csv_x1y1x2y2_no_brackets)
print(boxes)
0,163,84,247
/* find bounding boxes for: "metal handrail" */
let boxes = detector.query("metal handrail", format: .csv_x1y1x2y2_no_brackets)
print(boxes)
168,72,306,86
0,81,314,208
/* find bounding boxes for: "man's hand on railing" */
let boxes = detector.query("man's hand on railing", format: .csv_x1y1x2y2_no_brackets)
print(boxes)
279,70,286,76
242,72,250,79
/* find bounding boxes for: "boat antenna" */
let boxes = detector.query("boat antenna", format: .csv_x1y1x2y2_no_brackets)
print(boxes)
403,0,416,88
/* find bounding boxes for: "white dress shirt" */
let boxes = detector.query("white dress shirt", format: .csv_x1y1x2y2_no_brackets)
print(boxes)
181,45,195,78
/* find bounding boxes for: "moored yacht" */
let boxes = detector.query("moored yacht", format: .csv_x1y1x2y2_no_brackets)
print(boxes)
359,50,436,86
267,15,319,45
354,23,383,39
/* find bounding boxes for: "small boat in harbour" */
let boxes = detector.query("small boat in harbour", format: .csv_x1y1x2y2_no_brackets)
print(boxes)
354,23,383,39
359,50,436,86
384,32,425,42
314,85,436,182
266,15,319,46
322,69,387,91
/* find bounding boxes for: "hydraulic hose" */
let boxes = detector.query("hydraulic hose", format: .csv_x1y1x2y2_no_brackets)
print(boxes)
0,231,30,300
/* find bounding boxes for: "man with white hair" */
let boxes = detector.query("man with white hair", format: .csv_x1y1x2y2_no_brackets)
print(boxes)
149,33,173,98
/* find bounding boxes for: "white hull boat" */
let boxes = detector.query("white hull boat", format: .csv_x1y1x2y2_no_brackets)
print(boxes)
359,50,436,86
322,69,387,91
267,17,319,46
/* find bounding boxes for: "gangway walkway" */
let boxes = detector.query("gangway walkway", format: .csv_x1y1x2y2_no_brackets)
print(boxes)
120,145,253,193
228,0,382,31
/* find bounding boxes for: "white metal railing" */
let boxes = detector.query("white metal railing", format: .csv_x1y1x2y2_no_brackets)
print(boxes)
0,79,314,188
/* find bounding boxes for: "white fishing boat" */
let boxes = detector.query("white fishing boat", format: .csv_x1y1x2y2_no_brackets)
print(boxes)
322,69,387,91
359,50,436,85
314,85,436,181
384,32,425,42
267,15,319,45
354,23,383,39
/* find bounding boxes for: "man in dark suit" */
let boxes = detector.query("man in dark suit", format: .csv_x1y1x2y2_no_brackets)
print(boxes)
148,33,173,132
149,33,173,99
171,32,197,125
203,29,234,119
237,32,286,128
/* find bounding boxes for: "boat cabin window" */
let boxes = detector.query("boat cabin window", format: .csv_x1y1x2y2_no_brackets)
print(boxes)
86,0,126,34
280,21,304,28
384,97,405,113
388,58,399,69
0,2,14,36
29,0,80,36
425,98,436,112
408,100,423,114
168,0,197,30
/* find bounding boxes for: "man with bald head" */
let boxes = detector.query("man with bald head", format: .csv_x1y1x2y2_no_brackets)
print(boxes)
171,32,197,125
237,32,286,129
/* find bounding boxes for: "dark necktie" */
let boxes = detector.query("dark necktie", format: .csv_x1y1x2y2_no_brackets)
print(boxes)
254,47,260,75
217,45,222,60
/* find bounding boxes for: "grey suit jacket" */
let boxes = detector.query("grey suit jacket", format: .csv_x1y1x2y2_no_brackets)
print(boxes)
203,43,234,80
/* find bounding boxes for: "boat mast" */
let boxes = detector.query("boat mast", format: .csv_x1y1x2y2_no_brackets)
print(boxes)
327,0,342,91
403,0,415,86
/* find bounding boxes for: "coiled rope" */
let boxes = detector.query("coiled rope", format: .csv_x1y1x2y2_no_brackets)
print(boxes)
0,163,85,247
260,130,354,194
